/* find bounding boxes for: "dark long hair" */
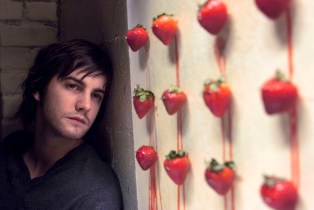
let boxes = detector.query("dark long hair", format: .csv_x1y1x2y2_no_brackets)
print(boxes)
16,39,113,136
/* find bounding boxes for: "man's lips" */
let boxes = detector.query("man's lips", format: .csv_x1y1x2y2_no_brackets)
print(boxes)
67,116,88,125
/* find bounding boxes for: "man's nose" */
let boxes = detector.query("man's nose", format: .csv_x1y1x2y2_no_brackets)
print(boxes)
76,93,92,112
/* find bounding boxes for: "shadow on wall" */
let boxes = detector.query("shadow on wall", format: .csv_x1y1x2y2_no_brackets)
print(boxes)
0,71,2,138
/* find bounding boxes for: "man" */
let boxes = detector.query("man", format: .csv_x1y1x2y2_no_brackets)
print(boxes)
0,40,122,209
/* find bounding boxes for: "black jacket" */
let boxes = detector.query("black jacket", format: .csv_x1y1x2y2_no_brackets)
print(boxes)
0,130,122,210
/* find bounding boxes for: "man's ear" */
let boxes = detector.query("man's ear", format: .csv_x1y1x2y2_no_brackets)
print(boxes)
33,92,40,101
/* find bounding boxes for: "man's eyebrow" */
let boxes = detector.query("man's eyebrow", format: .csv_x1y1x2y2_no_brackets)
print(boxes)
93,88,106,95
63,76,84,86
63,76,106,94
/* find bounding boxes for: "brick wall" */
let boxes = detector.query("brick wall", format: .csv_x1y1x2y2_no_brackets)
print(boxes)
0,0,59,138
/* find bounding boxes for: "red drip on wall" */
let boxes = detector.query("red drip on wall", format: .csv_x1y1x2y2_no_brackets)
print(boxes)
174,36,186,210
177,112,183,151
214,36,235,210
214,36,227,78
146,45,162,210
148,133,158,210
224,196,228,210
145,47,152,89
149,166,158,210
228,109,235,210
228,109,233,161
183,185,186,210
286,7,300,190
286,8,294,81
152,109,163,210
175,36,181,87
177,186,181,210
157,169,163,210
290,106,300,189
221,118,226,162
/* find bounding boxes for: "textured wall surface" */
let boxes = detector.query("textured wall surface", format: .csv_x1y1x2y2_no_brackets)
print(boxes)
60,0,137,209
0,0,58,138
128,0,314,210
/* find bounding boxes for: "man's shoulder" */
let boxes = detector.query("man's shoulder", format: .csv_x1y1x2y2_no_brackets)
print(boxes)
77,145,120,184
72,151,123,210
54,144,123,208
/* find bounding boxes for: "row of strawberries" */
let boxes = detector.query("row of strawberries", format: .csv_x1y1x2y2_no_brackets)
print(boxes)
131,0,296,209
136,146,298,210
126,0,291,50
134,73,298,210
133,71,298,119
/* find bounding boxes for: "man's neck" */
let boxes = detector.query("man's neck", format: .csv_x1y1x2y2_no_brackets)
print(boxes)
23,131,83,179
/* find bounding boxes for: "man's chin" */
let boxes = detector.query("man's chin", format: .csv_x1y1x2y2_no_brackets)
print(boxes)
59,128,88,140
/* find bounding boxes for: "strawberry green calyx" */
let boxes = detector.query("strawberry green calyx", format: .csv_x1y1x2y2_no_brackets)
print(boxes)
208,158,224,171
166,150,187,160
207,158,235,172
274,70,287,82
168,85,182,93
263,175,286,187
134,24,146,30
133,85,154,102
204,76,225,92
224,161,236,170
153,13,174,21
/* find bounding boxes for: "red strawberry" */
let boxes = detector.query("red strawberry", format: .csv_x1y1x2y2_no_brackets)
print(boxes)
260,176,298,210
152,13,178,45
126,24,149,51
133,86,155,119
197,0,228,35
164,150,191,185
255,0,291,19
203,77,232,117
261,71,298,115
205,159,236,195
162,86,187,115
136,146,158,171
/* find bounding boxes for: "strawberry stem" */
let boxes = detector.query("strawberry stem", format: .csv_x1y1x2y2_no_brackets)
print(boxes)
133,86,154,102
225,161,236,170
153,13,174,21
166,150,187,160
204,76,226,92
209,158,224,171
217,76,225,85
264,175,276,187
134,24,145,29
263,175,286,187
168,85,181,93
275,70,287,81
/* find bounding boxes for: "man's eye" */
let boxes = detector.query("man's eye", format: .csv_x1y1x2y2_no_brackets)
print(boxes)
92,93,103,102
67,83,79,90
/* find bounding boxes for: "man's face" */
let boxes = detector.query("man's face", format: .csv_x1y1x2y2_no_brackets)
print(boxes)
34,68,107,140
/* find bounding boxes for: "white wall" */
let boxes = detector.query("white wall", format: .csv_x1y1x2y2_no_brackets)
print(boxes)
128,0,314,209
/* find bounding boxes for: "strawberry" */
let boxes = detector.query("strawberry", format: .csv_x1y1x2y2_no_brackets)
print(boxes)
152,13,178,45
197,0,228,35
255,0,291,19
261,71,298,115
133,86,155,119
203,77,232,117
136,146,158,171
260,176,298,210
164,150,191,185
126,24,149,52
204,159,236,195
162,85,187,115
